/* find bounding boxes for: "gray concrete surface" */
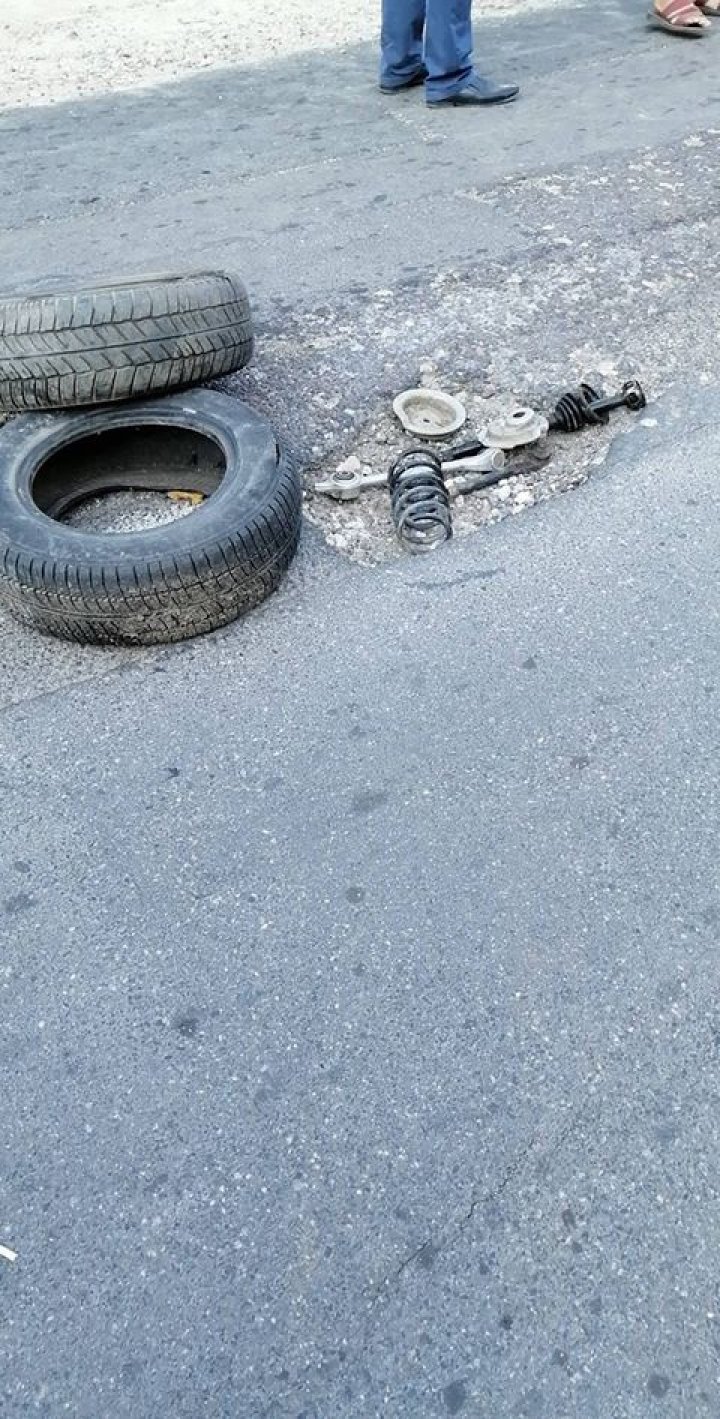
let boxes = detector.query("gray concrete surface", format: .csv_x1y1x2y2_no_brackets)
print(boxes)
2,3,720,1416
2,388,720,1419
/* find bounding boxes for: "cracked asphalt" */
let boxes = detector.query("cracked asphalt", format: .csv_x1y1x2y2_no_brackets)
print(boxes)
2,2,720,1416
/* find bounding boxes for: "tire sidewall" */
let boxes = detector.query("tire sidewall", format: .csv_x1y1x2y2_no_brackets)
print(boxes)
0,391,294,567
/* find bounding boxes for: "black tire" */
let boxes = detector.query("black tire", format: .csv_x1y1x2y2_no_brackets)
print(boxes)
0,390,301,646
0,271,253,413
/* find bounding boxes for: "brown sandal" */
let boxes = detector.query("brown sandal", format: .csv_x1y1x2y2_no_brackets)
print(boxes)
649,0,710,32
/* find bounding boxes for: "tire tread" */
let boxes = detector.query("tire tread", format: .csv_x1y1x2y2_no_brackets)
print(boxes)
0,273,253,412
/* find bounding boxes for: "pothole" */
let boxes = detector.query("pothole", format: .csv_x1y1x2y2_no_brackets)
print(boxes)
304,374,645,565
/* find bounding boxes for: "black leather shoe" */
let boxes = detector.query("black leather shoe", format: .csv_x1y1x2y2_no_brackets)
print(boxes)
380,67,427,94
427,74,519,106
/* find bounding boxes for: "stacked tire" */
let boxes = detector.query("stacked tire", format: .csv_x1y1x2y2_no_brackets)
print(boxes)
0,272,302,645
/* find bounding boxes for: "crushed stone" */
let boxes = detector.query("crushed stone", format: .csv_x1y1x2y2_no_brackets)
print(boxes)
66,490,194,534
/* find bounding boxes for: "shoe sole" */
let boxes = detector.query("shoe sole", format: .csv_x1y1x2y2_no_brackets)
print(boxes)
380,81,426,93
427,92,519,106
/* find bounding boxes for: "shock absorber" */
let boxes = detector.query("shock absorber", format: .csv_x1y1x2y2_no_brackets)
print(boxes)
550,379,646,433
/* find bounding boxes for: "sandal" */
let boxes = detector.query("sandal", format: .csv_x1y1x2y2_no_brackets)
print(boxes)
649,0,710,32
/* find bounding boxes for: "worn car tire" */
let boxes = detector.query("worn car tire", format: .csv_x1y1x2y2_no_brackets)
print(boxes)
0,271,253,412
0,390,301,646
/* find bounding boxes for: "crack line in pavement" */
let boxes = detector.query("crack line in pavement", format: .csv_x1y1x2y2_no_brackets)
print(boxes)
366,1107,584,1307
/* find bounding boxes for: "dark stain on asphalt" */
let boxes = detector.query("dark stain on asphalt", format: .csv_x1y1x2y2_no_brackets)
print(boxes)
352,789,390,815
348,723,371,741
173,1010,201,1039
4,892,36,914
416,1242,439,1270
120,1360,144,1387
521,655,538,670
648,1374,671,1400
345,886,366,904
653,1120,680,1146
443,1379,467,1414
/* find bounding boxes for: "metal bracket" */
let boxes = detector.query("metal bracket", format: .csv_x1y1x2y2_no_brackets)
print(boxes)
313,466,387,500
314,447,507,502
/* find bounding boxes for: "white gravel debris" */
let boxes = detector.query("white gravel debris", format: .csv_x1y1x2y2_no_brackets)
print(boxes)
0,0,565,110
66,490,194,534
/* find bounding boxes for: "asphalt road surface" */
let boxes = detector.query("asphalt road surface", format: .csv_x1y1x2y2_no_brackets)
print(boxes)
2,3,720,1416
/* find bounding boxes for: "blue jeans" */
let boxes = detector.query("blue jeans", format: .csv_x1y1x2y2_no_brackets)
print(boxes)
380,0,473,99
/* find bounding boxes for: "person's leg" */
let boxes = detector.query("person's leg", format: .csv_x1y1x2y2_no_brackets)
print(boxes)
423,0,473,100
380,0,427,91
423,0,519,104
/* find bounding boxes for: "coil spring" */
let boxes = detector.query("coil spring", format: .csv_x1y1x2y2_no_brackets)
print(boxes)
550,383,606,434
388,448,452,554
